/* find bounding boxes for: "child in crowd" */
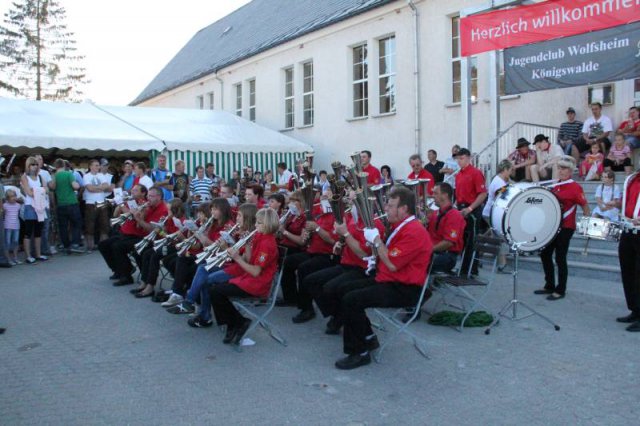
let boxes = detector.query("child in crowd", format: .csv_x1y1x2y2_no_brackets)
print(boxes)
580,143,604,181
592,171,621,221
3,189,22,265
604,132,633,175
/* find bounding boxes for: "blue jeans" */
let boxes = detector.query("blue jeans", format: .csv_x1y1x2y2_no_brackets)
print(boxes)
40,208,51,254
625,136,640,150
4,228,19,251
0,218,9,264
57,204,82,248
187,265,232,321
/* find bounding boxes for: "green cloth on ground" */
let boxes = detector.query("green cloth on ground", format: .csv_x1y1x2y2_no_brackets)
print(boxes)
54,171,78,206
428,311,494,327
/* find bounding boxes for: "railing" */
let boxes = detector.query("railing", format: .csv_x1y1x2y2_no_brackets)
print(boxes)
471,121,561,183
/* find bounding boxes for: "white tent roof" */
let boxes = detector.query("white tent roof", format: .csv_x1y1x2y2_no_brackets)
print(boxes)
0,97,313,155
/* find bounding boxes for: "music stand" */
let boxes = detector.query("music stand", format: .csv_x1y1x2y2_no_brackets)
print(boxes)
484,231,561,335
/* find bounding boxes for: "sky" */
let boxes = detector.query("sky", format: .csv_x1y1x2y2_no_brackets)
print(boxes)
0,0,251,106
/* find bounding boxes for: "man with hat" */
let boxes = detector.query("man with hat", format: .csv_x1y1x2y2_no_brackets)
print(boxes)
508,138,536,182
558,107,583,161
454,147,487,276
530,134,563,182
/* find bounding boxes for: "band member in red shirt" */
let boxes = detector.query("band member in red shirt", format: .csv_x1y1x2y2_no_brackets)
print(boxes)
454,148,487,276
245,184,266,209
361,150,381,186
278,190,308,305
616,170,640,331
407,154,435,196
427,182,466,273
334,187,433,370
534,156,590,300
99,186,168,286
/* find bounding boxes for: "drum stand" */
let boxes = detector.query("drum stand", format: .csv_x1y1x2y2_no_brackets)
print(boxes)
485,238,560,335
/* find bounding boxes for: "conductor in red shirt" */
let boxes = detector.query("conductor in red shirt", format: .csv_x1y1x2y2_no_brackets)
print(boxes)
334,187,432,370
617,169,640,331
428,182,466,273
360,150,381,186
454,148,487,276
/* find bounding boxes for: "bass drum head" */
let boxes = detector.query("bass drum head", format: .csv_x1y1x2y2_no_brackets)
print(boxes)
496,186,562,252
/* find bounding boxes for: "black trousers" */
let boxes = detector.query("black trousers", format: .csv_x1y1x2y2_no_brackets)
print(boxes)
98,234,141,277
619,232,640,313
171,256,197,296
162,251,178,277
540,227,574,295
460,207,483,276
209,282,251,328
305,265,368,322
341,279,422,355
140,247,176,285
296,254,340,311
279,248,306,304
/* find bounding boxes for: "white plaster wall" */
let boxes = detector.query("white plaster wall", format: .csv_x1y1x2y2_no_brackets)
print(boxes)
139,0,636,177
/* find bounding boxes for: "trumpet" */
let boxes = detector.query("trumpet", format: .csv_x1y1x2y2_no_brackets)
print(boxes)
110,202,148,227
175,215,215,257
279,209,293,225
134,216,168,255
153,230,182,253
194,223,240,264
205,229,257,271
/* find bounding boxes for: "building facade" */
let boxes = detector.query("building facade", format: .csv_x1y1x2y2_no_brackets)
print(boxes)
134,0,639,175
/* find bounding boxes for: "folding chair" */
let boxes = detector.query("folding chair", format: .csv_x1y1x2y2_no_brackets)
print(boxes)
127,252,142,283
157,263,173,291
231,246,288,351
371,258,434,362
432,234,501,332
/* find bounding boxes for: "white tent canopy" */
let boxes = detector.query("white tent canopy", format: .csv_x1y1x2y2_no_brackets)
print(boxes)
0,97,313,155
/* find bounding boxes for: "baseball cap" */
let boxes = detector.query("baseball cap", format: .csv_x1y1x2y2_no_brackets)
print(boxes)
100,158,109,166
453,148,471,157
566,107,576,114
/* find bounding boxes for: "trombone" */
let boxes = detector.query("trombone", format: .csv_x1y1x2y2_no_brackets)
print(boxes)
134,216,168,255
205,229,257,271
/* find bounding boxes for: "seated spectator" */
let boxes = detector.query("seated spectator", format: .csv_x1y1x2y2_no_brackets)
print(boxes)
579,102,613,156
618,106,640,149
592,171,621,221
530,134,563,182
380,165,393,185
604,132,633,175
558,107,584,160
508,138,536,182
579,143,604,181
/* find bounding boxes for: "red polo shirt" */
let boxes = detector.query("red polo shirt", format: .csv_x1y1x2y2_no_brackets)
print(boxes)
279,214,306,249
256,198,267,209
551,180,587,230
307,212,337,255
407,169,435,196
230,232,278,297
121,201,168,238
455,165,487,206
340,213,385,269
376,218,432,286
624,173,640,219
164,216,185,235
207,220,235,242
427,206,466,253
363,164,381,186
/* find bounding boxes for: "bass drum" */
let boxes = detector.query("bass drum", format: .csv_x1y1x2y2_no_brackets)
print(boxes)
490,183,562,252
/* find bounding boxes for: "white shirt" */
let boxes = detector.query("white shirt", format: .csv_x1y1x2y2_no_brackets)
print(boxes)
483,175,508,218
278,169,293,186
82,172,111,204
593,183,621,221
38,169,52,208
582,115,613,138
138,175,154,190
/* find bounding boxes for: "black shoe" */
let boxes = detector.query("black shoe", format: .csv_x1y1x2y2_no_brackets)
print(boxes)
325,317,342,335
0,263,12,268
292,309,316,324
616,312,640,323
152,292,171,303
113,276,134,286
626,321,640,332
335,353,371,370
534,288,554,295
275,298,297,307
366,336,380,352
109,273,121,280
232,318,252,346
546,293,565,301
223,326,237,344
188,316,213,328
129,287,144,294
135,289,154,298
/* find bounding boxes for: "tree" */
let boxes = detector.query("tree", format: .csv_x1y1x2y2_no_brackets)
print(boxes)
0,0,88,101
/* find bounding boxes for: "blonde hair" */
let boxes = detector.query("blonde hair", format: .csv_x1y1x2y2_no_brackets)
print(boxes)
256,208,279,234
557,155,576,170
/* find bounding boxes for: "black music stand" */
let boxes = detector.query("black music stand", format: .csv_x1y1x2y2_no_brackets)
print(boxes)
484,232,560,335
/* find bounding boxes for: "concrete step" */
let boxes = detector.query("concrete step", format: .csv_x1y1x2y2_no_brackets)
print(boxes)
517,254,620,280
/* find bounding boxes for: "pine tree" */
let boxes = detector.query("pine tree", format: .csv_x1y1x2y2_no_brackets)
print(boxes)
0,0,88,101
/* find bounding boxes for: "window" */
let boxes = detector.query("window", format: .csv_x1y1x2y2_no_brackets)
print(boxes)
451,17,477,103
378,36,396,114
248,79,256,122
284,67,294,128
302,61,314,126
208,92,214,109
352,43,368,117
234,83,242,117
588,85,614,105
196,95,204,110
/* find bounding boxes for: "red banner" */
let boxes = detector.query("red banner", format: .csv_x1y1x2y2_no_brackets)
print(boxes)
460,0,640,57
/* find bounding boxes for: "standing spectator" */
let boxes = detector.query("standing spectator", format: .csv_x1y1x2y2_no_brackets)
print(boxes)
592,171,621,221
151,154,173,201
380,165,393,185
558,107,584,161
581,102,613,155
508,138,536,182
440,144,461,187
425,149,445,183
228,170,241,195
263,170,274,190
189,165,213,213
34,154,54,256
531,134,564,182
360,150,381,185
119,160,135,192
205,162,222,189
83,160,112,252
0,183,13,268
276,162,294,192
168,159,190,203
133,162,153,190
604,132,633,175
618,106,640,149
99,159,115,187
20,157,48,264
50,159,83,254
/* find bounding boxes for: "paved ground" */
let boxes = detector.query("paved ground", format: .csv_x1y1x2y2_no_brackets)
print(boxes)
1,253,637,425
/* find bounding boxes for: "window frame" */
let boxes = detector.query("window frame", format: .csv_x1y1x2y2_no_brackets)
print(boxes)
196,95,204,110
302,61,314,126
451,16,478,103
234,83,242,117
284,67,295,129
352,43,369,118
248,79,256,122
378,35,396,114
